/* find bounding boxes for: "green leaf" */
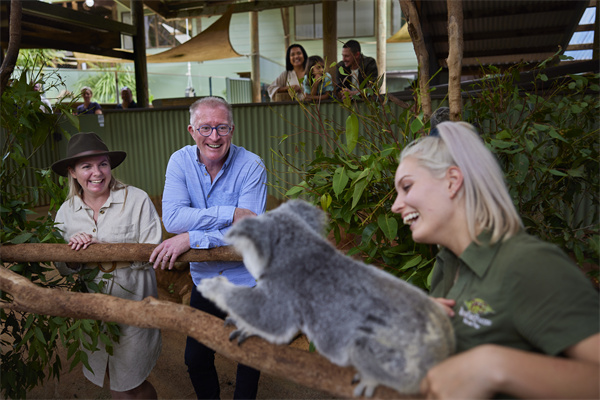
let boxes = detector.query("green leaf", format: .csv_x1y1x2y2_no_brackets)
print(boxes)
10,232,34,244
490,139,514,149
400,255,423,271
377,214,398,242
549,169,568,177
332,167,349,197
345,114,359,153
320,193,332,211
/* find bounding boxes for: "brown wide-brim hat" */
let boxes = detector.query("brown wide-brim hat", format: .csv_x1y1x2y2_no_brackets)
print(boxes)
51,132,127,177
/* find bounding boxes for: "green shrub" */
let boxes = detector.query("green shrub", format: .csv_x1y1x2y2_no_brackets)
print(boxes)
1,64,120,399
277,59,599,290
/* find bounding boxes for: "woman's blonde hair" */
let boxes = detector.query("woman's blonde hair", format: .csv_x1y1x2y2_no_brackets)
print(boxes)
400,121,523,244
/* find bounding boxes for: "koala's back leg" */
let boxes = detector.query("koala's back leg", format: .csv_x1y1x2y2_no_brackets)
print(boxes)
349,335,423,396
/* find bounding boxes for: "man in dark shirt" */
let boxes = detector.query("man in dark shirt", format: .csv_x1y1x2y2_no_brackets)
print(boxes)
334,40,379,98
115,87,138,109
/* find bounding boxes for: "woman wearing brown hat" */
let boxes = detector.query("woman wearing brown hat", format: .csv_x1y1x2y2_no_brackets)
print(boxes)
52,132,162,399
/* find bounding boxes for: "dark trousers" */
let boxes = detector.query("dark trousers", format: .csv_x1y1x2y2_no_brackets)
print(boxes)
185,287,261,400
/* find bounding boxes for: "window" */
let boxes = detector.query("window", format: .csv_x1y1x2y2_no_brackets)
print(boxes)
295,0,374,40
144,14,198,49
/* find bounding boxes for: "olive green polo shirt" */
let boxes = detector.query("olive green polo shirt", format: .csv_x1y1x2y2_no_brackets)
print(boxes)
430,230,599,355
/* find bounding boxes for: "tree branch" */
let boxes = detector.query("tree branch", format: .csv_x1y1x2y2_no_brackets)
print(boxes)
0,0,22,96
0,243,241,263
400,0,432,121
0,263,413,398
447,0,464,121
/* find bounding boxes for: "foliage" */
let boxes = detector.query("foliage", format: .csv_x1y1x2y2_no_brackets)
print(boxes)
75,64,147,103
16,49,69,69
463,60,599,281
276,77,437,290
1,66,119,399
276,58,599,290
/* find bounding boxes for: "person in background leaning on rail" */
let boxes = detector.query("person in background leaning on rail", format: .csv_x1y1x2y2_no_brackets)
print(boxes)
392,122,599,399
334,39,378,99
115,86,138,110
52,132,162,399
150,96,267,399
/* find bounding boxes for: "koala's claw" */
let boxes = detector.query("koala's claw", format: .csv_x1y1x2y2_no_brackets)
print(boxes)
229,329,241,341
237,331,251,345
351,373,360,384
224,317,236,327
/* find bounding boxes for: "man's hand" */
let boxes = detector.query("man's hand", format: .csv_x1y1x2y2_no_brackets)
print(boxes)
233,207,256,224
150,232,190,270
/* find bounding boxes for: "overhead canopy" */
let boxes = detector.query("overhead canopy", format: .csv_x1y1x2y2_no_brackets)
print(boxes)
387,23,411,43
147,8,242,63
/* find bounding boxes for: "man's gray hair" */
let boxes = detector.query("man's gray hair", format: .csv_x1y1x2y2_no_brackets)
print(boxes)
189,96,233,126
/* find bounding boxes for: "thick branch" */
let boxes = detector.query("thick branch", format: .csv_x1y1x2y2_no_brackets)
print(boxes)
0,0,22,96
400,0,431,121
0,243,241,263
447,0,464,121
0,267,412,398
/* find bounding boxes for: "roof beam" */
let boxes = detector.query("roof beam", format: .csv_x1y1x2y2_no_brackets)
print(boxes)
143,0,323,19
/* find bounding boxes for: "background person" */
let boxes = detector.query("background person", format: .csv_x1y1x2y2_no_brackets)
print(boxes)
392,121,599,399
33,82,52,113
115,86,138,110
52,132,162,399
267,44,308,102
302,55,334,102
150,97,267,399
334,40,378,98
76,86,102,115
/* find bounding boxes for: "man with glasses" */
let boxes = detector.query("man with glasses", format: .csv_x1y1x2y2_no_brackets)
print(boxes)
151,96,266,399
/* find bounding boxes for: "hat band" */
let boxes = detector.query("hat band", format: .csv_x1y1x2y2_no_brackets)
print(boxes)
68,149,110,159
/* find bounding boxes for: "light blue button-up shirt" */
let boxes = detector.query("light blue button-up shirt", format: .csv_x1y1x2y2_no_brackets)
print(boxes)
162,144,267,286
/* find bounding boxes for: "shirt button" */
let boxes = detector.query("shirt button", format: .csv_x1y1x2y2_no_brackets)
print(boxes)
207,195,210,198
92,229,96,232
99,210,105,214
196,244,200,248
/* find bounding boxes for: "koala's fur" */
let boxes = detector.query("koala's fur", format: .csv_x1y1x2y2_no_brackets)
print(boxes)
198,200,455,397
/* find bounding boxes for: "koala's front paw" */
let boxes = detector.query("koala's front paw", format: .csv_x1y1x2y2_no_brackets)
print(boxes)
229,328,253,345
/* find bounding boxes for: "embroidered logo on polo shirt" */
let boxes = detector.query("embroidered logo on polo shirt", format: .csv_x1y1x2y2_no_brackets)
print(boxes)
458,298,495,329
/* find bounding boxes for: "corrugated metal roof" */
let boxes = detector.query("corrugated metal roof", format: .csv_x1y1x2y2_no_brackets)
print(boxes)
415,0,589,73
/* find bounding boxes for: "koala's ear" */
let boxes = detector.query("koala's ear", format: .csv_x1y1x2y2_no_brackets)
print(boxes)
279,199,326,234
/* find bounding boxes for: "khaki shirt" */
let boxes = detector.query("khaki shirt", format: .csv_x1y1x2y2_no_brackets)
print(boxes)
430,230,599,356
54,185,163,391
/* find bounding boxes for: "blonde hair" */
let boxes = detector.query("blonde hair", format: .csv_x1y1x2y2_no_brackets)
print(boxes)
189,97,233,127
400,121,523,244
80,86,93,96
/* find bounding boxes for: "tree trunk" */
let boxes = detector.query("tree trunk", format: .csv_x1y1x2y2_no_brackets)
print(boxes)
447,0,463,121
0,0,22,96
0,266,412,399
399,0,432,121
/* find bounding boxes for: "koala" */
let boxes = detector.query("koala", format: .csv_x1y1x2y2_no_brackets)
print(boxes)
198,199,455,397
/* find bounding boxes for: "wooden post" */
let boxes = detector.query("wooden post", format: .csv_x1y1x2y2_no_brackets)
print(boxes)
281,7,290,52
400,0,432,121
132,0,149,107
250,9,261,103
322,1,338,77
447,0,463,121
376,0,387,93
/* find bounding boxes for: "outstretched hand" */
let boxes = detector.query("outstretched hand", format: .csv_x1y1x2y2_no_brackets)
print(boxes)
150,232,190,270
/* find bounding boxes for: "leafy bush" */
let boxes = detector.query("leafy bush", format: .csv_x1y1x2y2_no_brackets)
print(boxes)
278,59,599,290
278,87,437,290
1,64,120,399
464,62,599,281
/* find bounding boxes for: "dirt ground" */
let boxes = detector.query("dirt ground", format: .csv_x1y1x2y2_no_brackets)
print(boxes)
26,282,336,400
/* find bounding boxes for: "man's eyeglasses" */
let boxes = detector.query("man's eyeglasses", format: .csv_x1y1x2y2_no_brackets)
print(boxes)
196,124,232,137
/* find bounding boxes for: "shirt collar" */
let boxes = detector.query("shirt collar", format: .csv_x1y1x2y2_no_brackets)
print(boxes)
196,144,237,172
71,187,124,211
438,231,502,278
